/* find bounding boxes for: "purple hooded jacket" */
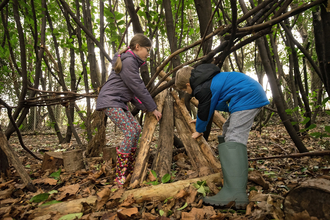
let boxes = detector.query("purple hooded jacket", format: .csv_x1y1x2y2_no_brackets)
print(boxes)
96,50,157,112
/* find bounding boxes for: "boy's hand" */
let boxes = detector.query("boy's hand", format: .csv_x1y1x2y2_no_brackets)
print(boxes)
192,132,203,139
190,119,197,123
152,110,162,121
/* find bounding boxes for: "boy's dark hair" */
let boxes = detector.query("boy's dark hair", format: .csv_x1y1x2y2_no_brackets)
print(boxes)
114,34,152,74
175,66,194,90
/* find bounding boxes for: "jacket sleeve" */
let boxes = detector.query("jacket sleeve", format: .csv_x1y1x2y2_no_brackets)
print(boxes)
120,58,157,112
130,96,147,111
195,87,213,133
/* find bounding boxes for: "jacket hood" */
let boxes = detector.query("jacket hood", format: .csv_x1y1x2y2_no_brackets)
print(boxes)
189,64,221,91
112,50,146,68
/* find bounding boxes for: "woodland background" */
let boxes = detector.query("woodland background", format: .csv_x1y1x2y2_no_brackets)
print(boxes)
0,0,330,219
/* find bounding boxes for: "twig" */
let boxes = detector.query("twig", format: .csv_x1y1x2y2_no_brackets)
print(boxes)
249,150,330,161
0,98,42,160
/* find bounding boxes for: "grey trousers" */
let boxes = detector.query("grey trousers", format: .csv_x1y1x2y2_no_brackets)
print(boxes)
222,108,261,145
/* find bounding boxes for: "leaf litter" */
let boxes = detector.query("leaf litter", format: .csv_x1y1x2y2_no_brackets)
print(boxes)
0,115,329,219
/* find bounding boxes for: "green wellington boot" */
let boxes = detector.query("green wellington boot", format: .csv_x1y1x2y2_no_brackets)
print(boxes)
203,142,249,209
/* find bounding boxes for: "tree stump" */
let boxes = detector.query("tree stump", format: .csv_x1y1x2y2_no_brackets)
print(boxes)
63,149,85,172
151,94,174,178
102,145,116,163
41,152,63,172
284,178,330,220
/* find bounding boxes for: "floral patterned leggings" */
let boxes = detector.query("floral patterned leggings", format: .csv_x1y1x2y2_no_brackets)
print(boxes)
104,107,142,154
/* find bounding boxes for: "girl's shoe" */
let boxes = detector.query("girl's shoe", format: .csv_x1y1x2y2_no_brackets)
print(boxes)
115,148,130,187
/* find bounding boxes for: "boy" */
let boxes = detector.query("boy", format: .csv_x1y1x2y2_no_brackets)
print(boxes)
175,63,269,209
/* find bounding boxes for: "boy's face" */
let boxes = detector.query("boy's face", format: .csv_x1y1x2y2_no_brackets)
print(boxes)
182,83,192,94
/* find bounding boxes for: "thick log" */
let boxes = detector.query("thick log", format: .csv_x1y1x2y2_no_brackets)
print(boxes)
0,131,36,192
41,151,63,172
29,196,97,219
121,173,222,203
130,87,168,188
171,91,221,172
63,149,85,172
284,178,330,220
151,94,174,179
158,70,225,129
174,104,212,176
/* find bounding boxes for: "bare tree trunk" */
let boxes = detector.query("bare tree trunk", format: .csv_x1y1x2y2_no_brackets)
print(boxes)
194,0,213,55
256,36,308,153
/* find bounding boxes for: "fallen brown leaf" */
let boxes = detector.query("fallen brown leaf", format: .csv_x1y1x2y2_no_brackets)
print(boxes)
186,185,197,204
56,184,80,201
117,207,138,217
119,194,135,207
33,178,57,185
96,187,111,211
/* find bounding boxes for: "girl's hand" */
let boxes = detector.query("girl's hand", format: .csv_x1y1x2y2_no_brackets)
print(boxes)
190,119,197,123
192,132,203,139
153,110,162,121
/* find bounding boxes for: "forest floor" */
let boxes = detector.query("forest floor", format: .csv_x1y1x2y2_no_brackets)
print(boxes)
1,114,330,220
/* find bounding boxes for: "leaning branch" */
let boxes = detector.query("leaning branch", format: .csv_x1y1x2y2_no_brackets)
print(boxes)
0,98,42,160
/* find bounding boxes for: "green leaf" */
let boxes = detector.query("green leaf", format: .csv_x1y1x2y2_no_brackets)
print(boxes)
48,190,58,194
159,210,164,216
30,193,49,203
40,200,62,206
50,169,61,180
197,186,206,196
161,174,171,183
325,126,330,133
151,170,157,179
177,202,188,210
301,117,310,125
58,213,83,220
25,164,31,168
306,124,316,130
164,197,173,204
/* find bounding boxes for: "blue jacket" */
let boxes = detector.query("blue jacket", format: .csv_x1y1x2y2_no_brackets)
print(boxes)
96,50,157,112
190,64,270,133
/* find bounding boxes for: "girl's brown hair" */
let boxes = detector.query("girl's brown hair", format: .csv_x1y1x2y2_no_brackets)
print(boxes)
114,33,152,74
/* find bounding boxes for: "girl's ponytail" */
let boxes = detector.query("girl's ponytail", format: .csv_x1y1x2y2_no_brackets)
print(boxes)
114,47,129,74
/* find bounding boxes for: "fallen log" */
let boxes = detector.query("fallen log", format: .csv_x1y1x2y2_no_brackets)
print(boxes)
284,178,330,220
29,196,97,219
121,173,222,203
151,94,174,179
0,131,36,192
171,91,221,172
248,150,330,161
174,104,212,175
158,70,225,129
130,86,168,188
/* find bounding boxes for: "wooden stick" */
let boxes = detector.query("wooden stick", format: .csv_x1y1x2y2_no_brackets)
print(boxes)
249,150,330,161
151,94,174,179
171,91,221,172
130,86,168,188
0,131,37,192
174,104,212,175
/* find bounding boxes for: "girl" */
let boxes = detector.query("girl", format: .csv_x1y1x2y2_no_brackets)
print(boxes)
96,34,162,186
